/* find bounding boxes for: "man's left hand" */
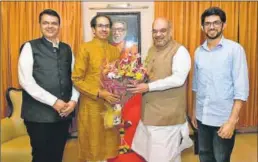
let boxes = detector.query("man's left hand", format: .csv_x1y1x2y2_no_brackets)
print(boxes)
127,83,149,93
217,121,236,139
59,100,77,117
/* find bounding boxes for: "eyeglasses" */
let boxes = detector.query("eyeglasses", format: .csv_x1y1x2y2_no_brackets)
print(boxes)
152,28,168,35
203,21,223,27
96,24,110,29
112,28,125,32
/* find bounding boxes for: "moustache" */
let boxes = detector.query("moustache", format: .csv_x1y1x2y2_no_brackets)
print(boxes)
154,36,164,39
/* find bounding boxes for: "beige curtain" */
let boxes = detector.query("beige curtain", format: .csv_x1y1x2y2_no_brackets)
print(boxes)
0,1,83,117
155,1,257,128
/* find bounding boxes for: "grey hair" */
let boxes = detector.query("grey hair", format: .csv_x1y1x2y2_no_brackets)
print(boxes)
113,20,127,30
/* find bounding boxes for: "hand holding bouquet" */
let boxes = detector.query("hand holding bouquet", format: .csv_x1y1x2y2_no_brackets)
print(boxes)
101,52,147,129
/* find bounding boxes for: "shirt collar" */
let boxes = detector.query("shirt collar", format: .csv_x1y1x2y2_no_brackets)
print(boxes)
92,37,109,48
44,37,59,48
201,36,224,51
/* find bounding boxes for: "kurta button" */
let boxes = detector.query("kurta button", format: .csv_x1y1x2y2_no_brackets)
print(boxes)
61,92,64,96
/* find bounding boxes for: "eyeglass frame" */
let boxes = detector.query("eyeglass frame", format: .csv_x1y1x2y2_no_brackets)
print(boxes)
203,20,223,28
112,28,125,32
96,23,110,29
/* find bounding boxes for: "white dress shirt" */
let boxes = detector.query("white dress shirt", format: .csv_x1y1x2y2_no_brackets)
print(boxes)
148,46,191,91
18,41,80,107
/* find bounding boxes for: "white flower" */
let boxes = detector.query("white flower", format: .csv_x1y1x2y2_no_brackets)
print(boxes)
113,74,121,79
107,72,116,79
114,104,122,111
113,116,121,125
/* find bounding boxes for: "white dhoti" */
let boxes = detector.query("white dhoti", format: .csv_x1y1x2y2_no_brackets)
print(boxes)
132,120,193,162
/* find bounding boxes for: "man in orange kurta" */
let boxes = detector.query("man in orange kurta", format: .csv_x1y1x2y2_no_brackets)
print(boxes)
72,15,120,162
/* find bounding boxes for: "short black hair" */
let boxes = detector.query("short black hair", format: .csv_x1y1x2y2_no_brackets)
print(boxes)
39,9,61,24
90,14,112,28
201,7,226,26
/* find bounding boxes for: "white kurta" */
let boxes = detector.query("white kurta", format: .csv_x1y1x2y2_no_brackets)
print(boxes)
132,46,192,162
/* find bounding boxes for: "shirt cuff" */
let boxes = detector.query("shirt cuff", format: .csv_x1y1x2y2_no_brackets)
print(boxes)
192,88,197,92
234,96,248,101
48,96,58,107
70,95,79,102
148,82,155,92
95,89,101,100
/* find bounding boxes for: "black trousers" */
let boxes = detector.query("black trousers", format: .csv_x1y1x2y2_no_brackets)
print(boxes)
197,120,235,162
24,120,71,162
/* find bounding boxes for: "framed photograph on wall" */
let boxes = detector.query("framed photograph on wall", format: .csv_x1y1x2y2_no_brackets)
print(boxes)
97,12,141,55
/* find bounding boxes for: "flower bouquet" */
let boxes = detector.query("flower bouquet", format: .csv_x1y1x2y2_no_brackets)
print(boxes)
101,52,147,129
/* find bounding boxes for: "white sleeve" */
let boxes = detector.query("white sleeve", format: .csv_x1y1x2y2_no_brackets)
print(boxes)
148,46,191,91
18,42,57,106
70,53,80,102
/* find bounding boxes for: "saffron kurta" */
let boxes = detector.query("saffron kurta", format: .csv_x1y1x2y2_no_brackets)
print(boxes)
72,38,120,161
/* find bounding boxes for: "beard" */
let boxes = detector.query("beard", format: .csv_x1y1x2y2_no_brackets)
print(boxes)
206,29,223,39
112,36,123,43
112,34,126,43
153,36,170,47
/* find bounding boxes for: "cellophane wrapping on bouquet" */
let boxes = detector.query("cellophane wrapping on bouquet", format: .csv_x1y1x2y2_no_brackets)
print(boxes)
101,52,147,129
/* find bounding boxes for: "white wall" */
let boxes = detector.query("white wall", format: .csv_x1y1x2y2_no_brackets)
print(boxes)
82,2,154,61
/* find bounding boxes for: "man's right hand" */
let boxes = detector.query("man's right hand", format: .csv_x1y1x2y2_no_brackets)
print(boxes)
53,99,67,112
191,114,198,129
191,92,198,129
98,89,120,104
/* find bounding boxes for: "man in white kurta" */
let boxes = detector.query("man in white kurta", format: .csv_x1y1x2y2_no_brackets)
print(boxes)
128,18,192,162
